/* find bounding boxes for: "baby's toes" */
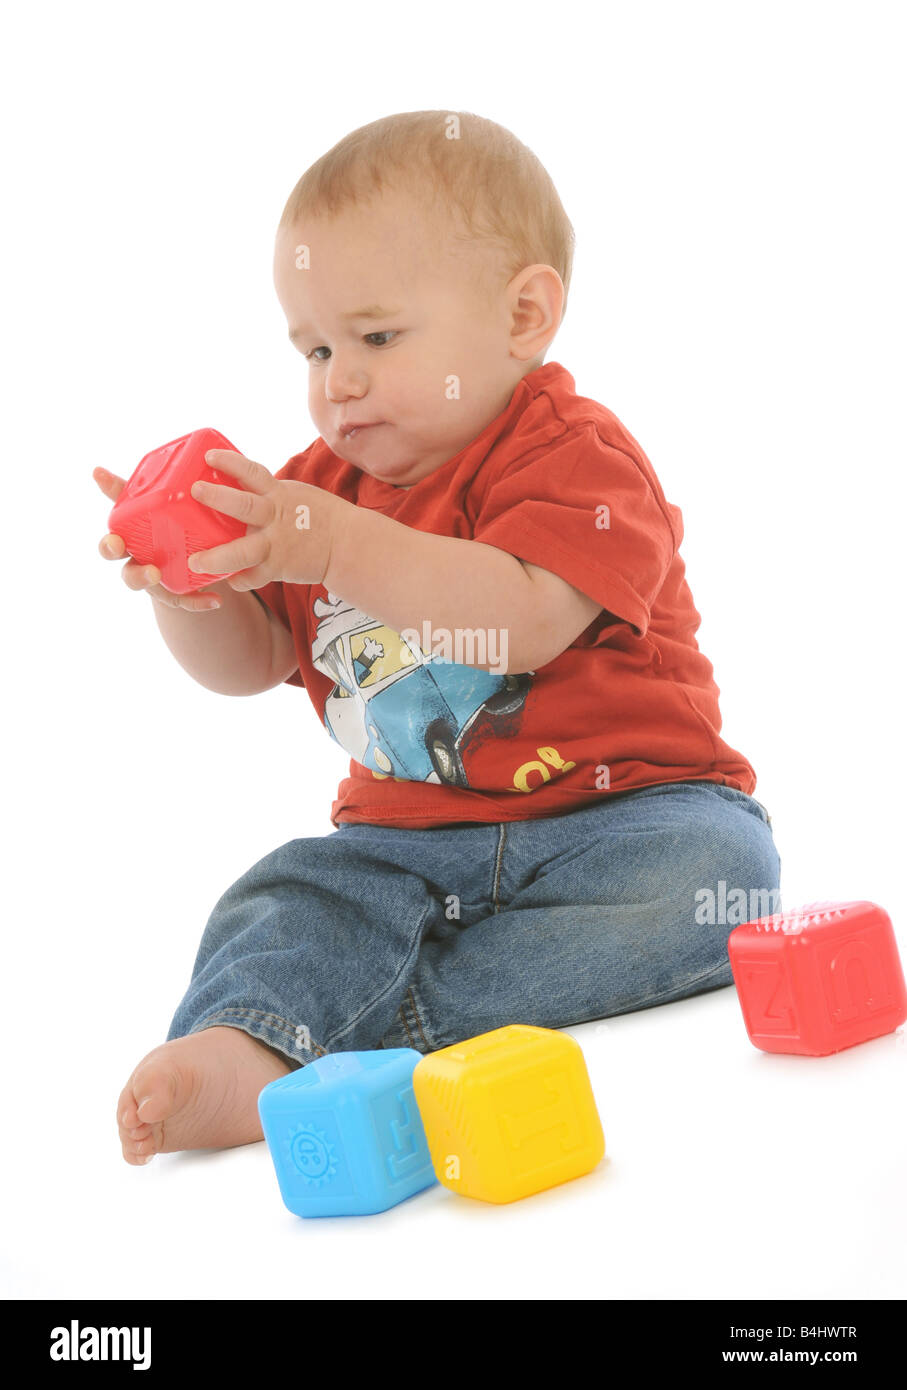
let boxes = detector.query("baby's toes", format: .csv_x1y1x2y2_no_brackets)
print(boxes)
127,1052,183,1127
116,1065,172,1164
117,1082,144,1132
116,1103,160,1163
121,1123,161,1165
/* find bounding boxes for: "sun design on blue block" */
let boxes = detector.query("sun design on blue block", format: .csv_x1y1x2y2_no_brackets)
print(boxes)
287,1123,338,1186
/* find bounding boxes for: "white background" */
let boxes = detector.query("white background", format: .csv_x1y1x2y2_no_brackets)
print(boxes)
2,0,904,1303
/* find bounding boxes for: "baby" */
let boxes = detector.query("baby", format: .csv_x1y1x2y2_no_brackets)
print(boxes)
96,111,781,1165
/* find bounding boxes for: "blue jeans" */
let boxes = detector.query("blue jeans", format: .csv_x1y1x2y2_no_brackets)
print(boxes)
166,780,781,1065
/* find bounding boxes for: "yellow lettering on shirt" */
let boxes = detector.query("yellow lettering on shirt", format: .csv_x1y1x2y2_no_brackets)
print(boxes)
512,746,577,793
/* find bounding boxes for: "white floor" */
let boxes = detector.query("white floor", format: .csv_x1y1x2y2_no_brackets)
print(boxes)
4,983,904,1301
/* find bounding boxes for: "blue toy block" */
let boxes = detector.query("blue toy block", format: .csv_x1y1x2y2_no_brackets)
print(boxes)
257,1048,438,1217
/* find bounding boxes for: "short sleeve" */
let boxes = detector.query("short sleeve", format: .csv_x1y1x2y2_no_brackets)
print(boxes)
472,423,678,638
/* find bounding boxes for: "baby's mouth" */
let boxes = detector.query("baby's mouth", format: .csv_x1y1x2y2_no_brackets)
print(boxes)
339,422,384,440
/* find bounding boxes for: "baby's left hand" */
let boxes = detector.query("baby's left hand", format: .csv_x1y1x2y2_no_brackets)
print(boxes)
188,449,344,589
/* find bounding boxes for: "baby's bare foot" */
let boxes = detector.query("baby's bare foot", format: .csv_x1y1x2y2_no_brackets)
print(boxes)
117,1025,293,1165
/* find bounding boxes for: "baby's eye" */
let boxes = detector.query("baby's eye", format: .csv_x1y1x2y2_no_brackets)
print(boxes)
304,331,397,362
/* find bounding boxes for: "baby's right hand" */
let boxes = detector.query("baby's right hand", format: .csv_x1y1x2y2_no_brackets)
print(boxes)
94,466,221,611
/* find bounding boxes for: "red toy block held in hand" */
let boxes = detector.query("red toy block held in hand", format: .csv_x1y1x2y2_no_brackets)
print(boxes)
108,428,249,593
728,900,907,1056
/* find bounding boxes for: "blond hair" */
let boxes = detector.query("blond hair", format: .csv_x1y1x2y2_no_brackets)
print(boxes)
278,110,575,317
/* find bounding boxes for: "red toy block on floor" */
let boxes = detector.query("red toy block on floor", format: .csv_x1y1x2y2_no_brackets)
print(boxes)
108,428,248,593
728,901,907,1056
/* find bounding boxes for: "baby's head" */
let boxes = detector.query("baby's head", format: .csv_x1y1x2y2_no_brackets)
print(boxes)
273,111,575,488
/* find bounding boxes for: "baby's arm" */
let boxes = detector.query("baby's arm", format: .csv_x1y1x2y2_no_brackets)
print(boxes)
325,509,601,674
150,581,297,694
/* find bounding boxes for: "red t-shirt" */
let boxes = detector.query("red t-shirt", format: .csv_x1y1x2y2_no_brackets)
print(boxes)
255,360,756,829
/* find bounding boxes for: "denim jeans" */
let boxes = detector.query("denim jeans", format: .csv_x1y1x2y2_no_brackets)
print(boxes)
166,779,781,1066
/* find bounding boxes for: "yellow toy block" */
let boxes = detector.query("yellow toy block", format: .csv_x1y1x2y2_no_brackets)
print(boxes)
412,1024,605,1204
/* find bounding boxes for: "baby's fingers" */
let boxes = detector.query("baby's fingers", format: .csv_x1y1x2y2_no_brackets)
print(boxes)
99,532,126,560
122,560,221,611
121,558,161,593
93,465,127,502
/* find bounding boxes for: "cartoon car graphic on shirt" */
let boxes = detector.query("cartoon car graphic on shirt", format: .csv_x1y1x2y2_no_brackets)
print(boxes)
311,593,532,787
